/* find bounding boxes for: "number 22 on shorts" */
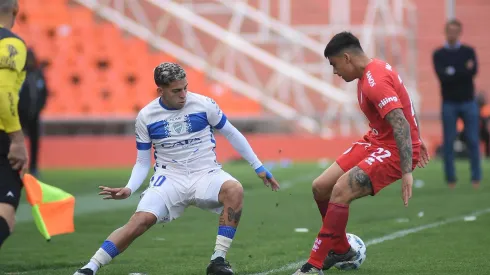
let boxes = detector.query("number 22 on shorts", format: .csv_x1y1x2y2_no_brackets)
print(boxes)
150,175,166,187
365,148,391,165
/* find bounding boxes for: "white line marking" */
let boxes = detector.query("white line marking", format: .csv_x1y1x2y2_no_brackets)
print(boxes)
280,172,319,190
249,207,490,275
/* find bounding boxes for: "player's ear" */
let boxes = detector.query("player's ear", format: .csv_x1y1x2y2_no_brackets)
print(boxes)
343,52,351,64
157,87,164,96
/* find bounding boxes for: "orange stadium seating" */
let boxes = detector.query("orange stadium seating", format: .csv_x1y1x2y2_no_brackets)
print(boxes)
13,0,262,118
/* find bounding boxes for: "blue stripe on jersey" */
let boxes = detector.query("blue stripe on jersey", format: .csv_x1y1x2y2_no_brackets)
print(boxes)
147,120,170,139
214,114,227,129
136,142,152,150
185,112,209,133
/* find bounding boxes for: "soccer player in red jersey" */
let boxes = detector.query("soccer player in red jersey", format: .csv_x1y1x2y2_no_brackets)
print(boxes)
293,32,430,274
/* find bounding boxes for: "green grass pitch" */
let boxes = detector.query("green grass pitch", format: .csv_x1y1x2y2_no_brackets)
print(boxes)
1,159,489,274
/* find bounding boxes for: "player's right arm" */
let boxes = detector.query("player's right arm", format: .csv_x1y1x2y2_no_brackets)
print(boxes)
126,111,152,195
99,112,152,200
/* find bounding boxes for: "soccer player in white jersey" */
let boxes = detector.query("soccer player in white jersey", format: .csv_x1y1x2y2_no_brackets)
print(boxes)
74,63,280,275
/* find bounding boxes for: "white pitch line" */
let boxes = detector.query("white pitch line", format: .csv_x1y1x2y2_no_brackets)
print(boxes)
280,172,319,190
249,207,490,275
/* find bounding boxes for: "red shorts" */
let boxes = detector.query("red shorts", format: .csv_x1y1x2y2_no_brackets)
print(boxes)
336,137,420,195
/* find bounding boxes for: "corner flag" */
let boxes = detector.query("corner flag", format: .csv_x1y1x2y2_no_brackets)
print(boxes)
22,174,75,241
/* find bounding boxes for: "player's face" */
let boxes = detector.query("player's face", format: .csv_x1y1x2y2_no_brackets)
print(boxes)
328,53,357,82
158,78,188,109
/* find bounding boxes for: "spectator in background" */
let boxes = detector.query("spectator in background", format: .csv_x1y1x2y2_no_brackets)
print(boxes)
433,19,481,189
453,93,490,160
18,48,48,177
479,94,490,158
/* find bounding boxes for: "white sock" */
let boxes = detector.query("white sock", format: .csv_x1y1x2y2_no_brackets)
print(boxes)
82,248,113,272
211,249,227,260
82,261,99,273
211,235,233,260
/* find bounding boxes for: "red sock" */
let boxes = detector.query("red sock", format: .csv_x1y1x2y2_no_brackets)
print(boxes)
307,202,350,269
316,199,329,219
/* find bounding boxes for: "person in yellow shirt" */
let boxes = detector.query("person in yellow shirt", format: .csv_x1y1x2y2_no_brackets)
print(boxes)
0,0,29,248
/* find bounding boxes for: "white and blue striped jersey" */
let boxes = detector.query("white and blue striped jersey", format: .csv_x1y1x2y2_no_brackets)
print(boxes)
135,92,227,173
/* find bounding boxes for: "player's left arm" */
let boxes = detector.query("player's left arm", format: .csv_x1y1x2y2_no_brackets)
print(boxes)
385,109,413,175
365,74,414,205
205,97,279,190
385,109,414,207
364,73,412,174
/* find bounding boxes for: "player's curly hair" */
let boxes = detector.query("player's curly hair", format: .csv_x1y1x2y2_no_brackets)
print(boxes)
154,62,187,87
324,31,363,58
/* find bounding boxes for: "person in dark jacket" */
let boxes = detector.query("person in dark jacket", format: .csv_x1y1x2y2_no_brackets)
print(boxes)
433,19,481,189
18,48,48,177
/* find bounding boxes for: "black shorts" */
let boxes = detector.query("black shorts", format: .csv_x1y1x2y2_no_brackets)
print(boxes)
0,131,22,209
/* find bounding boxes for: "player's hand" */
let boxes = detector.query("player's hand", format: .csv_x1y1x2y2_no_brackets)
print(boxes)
98,186,132,200
8,139,29,178
466,59,475,70
401,173,413,207
255,166,280,191
417,140,430,168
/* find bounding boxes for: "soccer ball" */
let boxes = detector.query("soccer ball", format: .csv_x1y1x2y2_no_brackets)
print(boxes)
333,233,367,270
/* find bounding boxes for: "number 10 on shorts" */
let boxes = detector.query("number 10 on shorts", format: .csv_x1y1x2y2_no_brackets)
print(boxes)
151,175,166,187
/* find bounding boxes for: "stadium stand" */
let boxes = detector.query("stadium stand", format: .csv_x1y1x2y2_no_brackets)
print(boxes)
13,0,262,119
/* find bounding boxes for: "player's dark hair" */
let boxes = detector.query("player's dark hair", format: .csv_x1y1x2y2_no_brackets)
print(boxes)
445,19,462,30
324,31,363,58
154,62,186,87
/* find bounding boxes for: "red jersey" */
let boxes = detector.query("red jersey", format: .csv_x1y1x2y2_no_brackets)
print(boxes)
357,59,421,148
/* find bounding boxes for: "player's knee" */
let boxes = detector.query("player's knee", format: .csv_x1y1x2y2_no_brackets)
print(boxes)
126,212,156,237
0,214,14,247
0,203,16,233
330,181,354,204
312,177,332,200
220,181,243,204
312,177,323,194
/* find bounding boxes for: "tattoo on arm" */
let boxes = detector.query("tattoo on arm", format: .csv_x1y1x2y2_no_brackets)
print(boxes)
385,109,413,174
227,207,242,224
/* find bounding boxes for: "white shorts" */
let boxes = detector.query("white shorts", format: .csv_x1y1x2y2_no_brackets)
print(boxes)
136,168,238,223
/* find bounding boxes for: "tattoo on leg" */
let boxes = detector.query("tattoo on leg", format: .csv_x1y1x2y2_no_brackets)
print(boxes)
234,210,242,223
348,167,373,192
219,209,225,225
227,207,242,224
